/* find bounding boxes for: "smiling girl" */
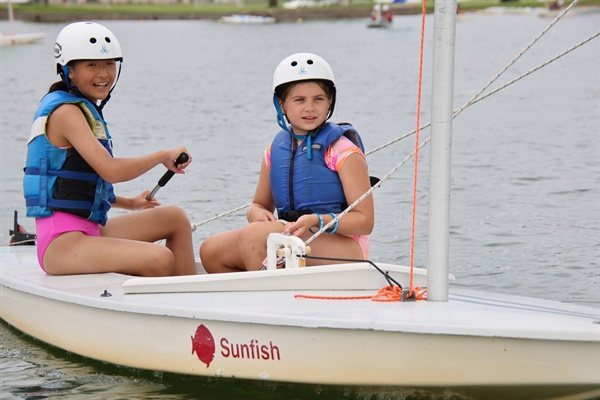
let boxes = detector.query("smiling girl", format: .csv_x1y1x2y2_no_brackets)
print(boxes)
23,22,196,276
200,53,374,273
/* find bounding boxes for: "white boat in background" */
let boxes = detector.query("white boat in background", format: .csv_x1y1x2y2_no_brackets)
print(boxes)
367,19,392,28
0,0,44,46
368,3,393,28
478,6,539,14
1,0,599,399
220,14,276,24
1,32,45,46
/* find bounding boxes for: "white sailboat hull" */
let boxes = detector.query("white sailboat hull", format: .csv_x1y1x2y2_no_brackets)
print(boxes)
0,32,44,46
220,15,276,24
1,246,598,399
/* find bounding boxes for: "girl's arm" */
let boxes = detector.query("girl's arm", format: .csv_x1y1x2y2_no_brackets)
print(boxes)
336,152,374,235
46,104,191,184
283,152,374,237
113,192,161,210
247,158,277,223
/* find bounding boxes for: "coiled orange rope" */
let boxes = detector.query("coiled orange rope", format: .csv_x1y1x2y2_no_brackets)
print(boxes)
294,285,427,302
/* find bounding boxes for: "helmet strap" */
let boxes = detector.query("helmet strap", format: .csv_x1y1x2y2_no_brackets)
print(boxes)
60,65,74,90
99,60,122,110
305,134,313,161
273,95,291,133
273,94,328,161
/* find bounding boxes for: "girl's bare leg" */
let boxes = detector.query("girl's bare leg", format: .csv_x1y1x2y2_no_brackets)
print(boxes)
44,206,196,276
200,229,245,273
299,233,364,266
44,233,176,276
101,206,196,275
237,221,285,271
200,221,363,273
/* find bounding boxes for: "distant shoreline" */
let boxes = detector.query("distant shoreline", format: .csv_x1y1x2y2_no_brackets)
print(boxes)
1,1,598,23
3,4,417,23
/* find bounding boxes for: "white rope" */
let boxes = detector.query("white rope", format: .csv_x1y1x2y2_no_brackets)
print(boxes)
189,5,597,232
304,26,599,243
0,240,36,247
455,32,600,110
305,138,431,245
456,0,580,119
191,202,251,232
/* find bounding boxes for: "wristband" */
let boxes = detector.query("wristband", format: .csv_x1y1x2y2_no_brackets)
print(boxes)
309,213,324,234
326,213,339,234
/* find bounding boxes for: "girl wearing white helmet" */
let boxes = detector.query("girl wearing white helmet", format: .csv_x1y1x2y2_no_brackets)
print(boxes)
200,53,374,273
23,22,196,276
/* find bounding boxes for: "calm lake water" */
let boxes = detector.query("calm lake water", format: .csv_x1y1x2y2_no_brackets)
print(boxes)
1,10,599,399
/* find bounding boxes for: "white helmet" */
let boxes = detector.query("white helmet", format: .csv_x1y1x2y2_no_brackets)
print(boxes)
272,52,335,93
54,22,123,72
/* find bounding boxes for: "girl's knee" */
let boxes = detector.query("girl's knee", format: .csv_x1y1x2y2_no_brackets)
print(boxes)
144,247,176,276
199,237,213,260
199,236,222,267
166,205,191,225
156,205,192,237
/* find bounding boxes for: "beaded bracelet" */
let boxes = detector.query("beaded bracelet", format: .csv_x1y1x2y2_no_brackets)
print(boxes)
326,213,339,234
309,213,324,234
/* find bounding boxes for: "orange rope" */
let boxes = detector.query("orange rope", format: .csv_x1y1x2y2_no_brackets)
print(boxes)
373,285,427,301
294,286,428,302
409,0,428,293
294,294,374,300
293,2,431,305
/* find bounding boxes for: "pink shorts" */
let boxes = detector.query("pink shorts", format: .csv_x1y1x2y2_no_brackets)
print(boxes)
35,211,101,272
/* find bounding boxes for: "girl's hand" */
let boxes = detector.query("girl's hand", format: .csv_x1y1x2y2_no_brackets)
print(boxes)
132,191,162,210
247,203,277,223
164,147,192,173
283,214,315,237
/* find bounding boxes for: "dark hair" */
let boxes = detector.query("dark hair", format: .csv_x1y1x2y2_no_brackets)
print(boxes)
275,79,335,103
275,79,336,121
46,61,110,109
48,80,69,93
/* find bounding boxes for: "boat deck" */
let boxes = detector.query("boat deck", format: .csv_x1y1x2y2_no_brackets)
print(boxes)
2,246,598,340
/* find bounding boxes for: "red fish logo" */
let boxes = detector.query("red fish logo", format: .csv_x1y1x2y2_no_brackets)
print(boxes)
191,324,215,367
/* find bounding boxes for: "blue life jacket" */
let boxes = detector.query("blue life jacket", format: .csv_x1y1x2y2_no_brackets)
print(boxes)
23,90,116,226
270,122,365,221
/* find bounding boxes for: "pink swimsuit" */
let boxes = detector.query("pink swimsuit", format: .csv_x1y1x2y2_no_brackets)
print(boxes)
35,211,101,272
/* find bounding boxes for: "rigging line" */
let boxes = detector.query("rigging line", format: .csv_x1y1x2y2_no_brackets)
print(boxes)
300,255,404,289
365,31,598,156
365,130,417,156
370,31,599,153
366,1,582,156
190,30,595,232
455,32,600,112
304,138,431,247
461,0,579,109
189,16,595,232
189,127,428,232
191,202,250,232
1,240,36,247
